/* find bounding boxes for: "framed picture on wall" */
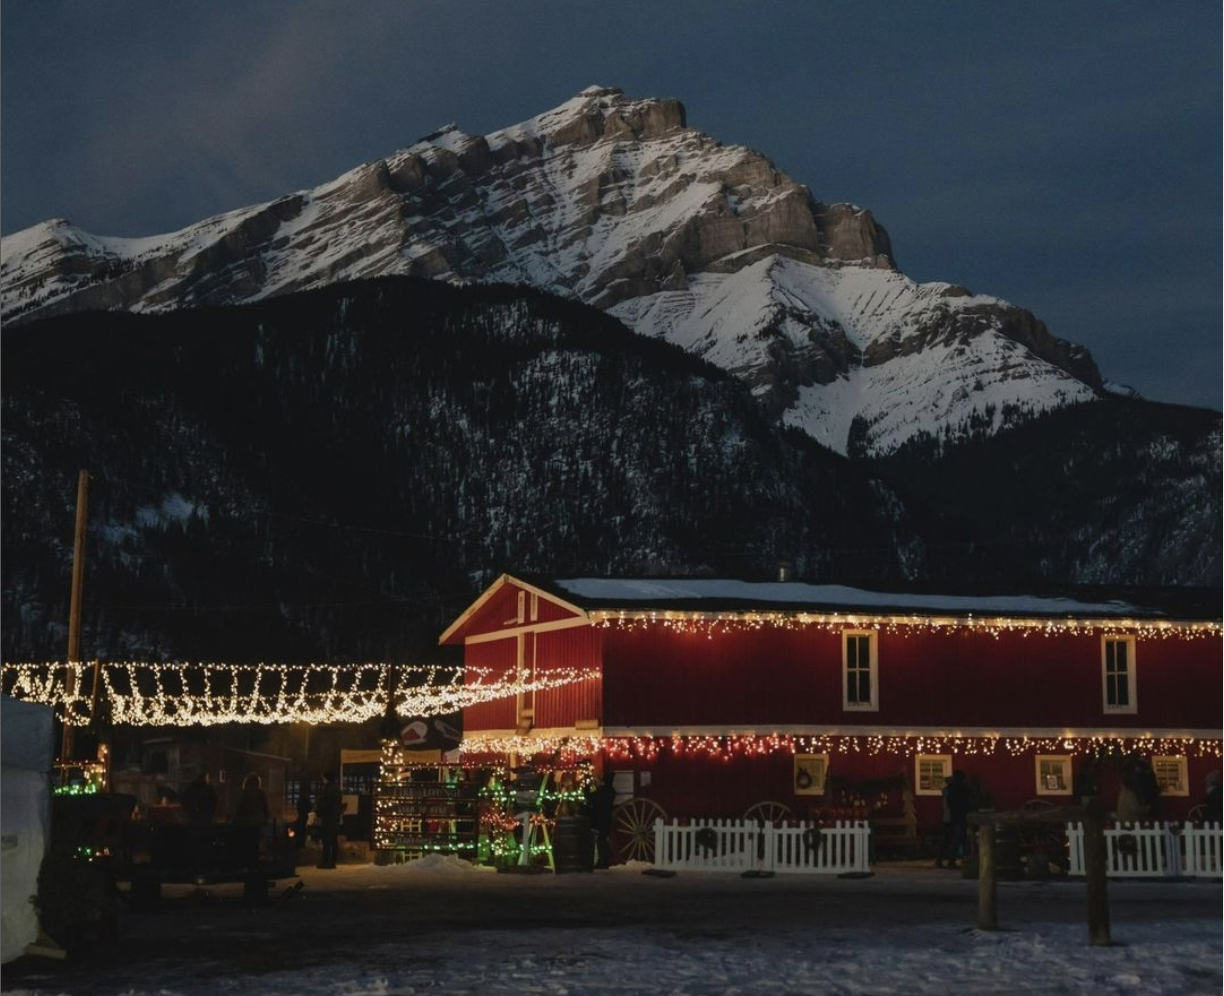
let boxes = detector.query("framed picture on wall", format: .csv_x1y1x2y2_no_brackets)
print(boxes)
793,754,828,796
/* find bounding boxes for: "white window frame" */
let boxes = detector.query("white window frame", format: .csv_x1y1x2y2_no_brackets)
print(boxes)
842,630,878,712
1035,755,1073,796
915,754,952,796
793,754,829,796
1151,755,1189,797
1101,636,1137,714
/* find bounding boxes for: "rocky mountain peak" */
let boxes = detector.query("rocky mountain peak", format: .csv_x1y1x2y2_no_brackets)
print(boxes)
1,88,1104,456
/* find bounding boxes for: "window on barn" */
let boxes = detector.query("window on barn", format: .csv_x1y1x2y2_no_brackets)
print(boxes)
1035,755,1072,795
793,754,829,795
915,754,952,796
842,630,877,711
1151,755,1188,796
1102,636,1137,714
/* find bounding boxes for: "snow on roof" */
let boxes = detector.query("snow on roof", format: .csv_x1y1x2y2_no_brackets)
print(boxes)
550,578,1158,619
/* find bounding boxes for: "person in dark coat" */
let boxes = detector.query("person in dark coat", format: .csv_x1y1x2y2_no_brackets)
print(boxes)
294,777,313,849
234,772,270,825
181,772,219,874
1202,772,1222,824
934,776,954,868
943,770,973,869
181,772,218,825
585,771,617,869
1117,758,1159,822
315,771,345,869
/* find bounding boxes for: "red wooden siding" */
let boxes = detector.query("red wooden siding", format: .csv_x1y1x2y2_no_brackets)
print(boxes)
530,624,603,729
602,625,1222,732
533,594,584,624
462,634,517,733
461,623,604,733
601,748,1216,827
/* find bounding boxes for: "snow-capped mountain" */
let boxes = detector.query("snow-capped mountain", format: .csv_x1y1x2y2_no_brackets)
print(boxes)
2,86,1103,455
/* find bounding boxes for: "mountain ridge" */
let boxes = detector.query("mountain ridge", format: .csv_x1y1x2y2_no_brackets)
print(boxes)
1,275,939,661
1,86,1105,456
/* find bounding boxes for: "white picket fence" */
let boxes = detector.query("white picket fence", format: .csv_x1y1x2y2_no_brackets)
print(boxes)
652,818,871,875
1181,822,1224,877
1066,822,1222,878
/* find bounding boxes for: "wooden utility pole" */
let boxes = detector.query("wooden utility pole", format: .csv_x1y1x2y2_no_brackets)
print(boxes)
59,469,90,763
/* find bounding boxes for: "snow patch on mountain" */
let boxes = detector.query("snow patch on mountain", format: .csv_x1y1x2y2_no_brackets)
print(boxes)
0,87,1105,456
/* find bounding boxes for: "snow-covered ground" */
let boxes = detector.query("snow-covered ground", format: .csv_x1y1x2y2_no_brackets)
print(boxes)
4,856,1220,996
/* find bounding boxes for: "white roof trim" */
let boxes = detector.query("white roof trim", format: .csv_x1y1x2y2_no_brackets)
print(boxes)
438,574,588,645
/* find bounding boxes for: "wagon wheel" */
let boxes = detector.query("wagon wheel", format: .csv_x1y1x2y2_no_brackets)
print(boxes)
743,801,793,825
612,798,667,864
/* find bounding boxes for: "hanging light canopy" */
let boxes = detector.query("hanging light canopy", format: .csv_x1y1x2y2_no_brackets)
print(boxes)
0,660,599,727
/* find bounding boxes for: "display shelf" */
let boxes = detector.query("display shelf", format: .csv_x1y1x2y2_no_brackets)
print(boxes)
374,756,481,857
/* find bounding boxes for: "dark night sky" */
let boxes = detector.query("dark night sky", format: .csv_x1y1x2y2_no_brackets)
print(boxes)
3,1,1219,409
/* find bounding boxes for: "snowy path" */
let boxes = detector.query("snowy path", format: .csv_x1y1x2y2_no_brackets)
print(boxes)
4,859,1220,996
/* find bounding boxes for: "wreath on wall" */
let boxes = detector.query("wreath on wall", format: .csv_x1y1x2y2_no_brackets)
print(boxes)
802,827,827,854
1115,833,1139,858
694,827,719,856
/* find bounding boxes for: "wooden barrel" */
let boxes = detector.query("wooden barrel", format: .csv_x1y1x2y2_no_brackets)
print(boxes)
552,816,594,874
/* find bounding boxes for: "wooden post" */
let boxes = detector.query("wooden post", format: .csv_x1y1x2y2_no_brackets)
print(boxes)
1083,811,1112,946
59,469,90,764
977,821,998,930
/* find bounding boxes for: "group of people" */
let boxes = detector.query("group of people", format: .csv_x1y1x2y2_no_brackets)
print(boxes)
179,770,271,826
176,770,346,867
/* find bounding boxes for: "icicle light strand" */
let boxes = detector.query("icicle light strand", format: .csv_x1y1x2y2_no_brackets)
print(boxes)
591,611,1220,640
459,732,1222,761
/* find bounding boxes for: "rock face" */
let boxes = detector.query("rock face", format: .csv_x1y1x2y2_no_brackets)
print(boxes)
0,85,1102,455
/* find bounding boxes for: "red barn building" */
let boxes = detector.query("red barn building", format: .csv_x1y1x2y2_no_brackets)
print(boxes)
441,575,1222,852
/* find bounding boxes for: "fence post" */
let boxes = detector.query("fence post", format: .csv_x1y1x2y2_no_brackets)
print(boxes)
977,823,998,931
1084,811,1111,946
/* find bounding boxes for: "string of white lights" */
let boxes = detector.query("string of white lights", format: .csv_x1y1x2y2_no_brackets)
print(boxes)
0,661,599,727
591,610,1221,640
459,731,1223,760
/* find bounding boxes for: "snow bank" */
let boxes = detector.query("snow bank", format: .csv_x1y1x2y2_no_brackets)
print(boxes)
370,853,494,876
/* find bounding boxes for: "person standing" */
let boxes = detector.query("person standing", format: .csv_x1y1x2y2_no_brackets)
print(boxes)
180,771,219,874
181,772,218,825
1203,772,1222,824
586,771,617,869
943,770,972,870
294,777,313,850
315,771,345,869
1117,758,1158,822
934,776,954,868
234,772,270,825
